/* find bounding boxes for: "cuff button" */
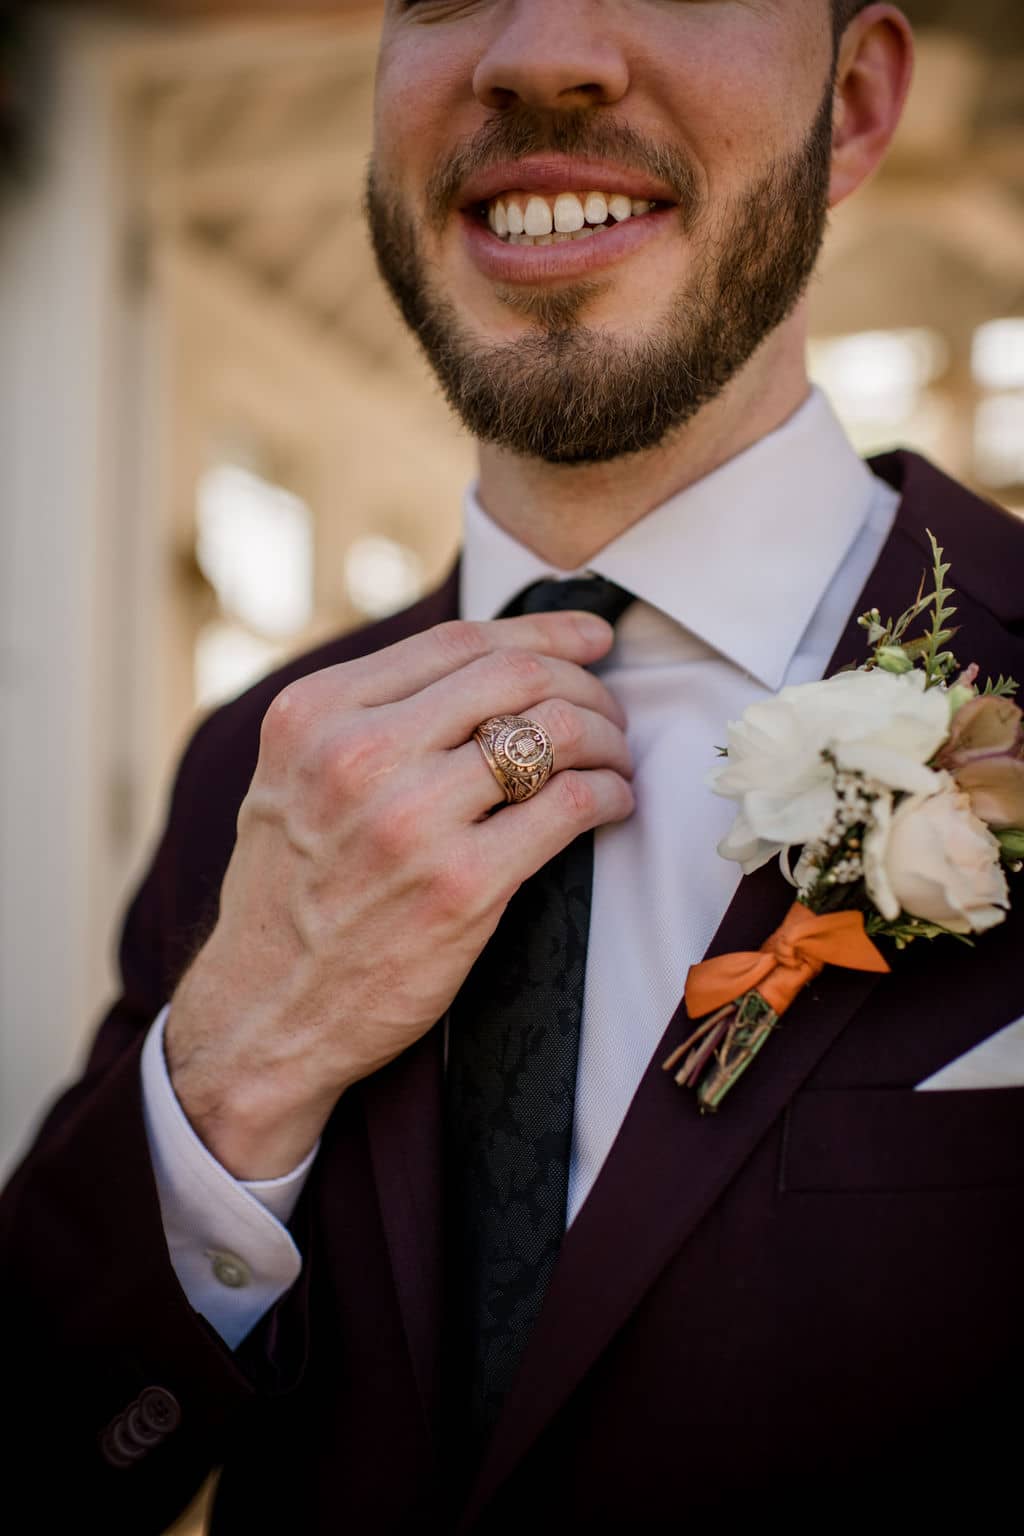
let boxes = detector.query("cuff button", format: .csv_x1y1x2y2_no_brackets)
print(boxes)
209,1250,251,1289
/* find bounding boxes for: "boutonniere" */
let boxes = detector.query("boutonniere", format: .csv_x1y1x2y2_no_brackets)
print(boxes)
664,533,1023,1112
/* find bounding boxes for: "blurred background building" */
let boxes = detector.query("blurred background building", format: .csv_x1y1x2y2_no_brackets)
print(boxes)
2,0,1023,1189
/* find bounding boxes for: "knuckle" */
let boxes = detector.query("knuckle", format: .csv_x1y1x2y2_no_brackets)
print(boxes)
261,681,313,754
493,647,549,693
318,723,393,799
433,620,489,668
554,770,596,821
543,699,582,754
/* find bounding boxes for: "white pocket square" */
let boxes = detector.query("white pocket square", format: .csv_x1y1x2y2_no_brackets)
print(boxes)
915,1017,1024,1091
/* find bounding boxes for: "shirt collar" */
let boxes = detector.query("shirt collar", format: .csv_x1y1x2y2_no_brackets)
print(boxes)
460,388,882,691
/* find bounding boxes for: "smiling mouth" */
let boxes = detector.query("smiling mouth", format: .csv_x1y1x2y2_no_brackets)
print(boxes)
473,189,672,246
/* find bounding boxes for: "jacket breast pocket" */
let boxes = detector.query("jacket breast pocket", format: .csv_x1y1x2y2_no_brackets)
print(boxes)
780,1085,1024,1193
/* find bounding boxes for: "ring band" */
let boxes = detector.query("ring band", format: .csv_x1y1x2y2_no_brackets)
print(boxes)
473,714,555,805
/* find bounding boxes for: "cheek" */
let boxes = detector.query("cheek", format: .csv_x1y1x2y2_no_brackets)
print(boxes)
374,37,476,191
638,13,830,185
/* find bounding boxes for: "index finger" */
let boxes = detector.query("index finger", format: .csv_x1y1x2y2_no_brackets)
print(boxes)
294,612,616,711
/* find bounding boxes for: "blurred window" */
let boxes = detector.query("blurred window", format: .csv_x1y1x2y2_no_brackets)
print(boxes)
195,622,285,712
197,465,314,638
808,328,949,459
345,535,424,620
972,319,1024,392
972,319,1024,493
809,329,947,424
194,463,315,707
973,393,1024,489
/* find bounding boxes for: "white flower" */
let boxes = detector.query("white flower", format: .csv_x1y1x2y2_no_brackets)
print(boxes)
714,669,950,873
863,779,1009,933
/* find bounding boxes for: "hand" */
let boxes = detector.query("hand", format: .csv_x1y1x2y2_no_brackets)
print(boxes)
165,613,634,1179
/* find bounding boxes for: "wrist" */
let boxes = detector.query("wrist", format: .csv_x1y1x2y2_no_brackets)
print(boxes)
175,1093,328,1182
165,964,341,1181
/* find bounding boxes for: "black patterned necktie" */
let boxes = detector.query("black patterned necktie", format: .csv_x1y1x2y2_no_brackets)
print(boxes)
445,574,635,1454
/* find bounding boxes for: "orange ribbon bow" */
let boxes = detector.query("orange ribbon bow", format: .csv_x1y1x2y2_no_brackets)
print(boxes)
684,901,891,1021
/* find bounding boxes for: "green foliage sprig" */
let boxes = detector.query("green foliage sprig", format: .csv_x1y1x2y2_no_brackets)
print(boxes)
865,910,974,951
982,674,1020,699
858,530,1016,699
919,534,958,688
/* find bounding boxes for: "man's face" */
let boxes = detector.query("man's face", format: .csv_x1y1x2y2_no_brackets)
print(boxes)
368,1,837,464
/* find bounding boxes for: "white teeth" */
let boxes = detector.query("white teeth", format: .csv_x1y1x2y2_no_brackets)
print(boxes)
486,190,661,243
584,191,608,226
524,196,553,237
553,192,585,233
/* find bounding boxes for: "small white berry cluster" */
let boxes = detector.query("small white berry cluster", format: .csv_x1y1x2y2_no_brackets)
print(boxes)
796,767,882,900
828,770,878,841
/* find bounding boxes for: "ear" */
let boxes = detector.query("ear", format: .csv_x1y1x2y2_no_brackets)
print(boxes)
830,5,914,208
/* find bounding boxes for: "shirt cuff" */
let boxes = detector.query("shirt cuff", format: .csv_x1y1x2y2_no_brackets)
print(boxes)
141,1006,318,1349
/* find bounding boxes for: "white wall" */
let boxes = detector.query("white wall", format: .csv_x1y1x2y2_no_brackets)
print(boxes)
0,10,156,1176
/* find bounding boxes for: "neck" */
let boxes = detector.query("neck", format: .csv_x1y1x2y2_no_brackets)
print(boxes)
475,316,811,570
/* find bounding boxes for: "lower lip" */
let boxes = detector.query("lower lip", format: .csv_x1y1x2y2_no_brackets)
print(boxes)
461,205,677,284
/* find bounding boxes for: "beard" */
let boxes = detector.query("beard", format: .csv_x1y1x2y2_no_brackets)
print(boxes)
366,87,833,465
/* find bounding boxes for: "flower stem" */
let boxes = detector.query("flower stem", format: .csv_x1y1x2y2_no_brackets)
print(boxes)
662,1006,733,1077
697,1017,776,1112
665,990,780,1111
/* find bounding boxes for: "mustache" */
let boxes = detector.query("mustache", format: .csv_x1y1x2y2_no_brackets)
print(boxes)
424,109,702,230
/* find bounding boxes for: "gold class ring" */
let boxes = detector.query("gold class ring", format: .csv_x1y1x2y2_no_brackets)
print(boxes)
472,714,555,805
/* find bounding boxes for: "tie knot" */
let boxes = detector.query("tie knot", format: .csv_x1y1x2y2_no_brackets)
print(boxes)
502,575,634,626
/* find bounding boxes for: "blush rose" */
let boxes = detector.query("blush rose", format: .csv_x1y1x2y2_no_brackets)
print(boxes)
863,779,1010,934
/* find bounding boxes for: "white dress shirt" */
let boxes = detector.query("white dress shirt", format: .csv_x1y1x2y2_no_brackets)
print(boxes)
143,388,907,1347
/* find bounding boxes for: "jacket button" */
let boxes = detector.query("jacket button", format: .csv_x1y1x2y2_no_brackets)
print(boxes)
127,1402,164,1448
100,1388,180,1469
137,1386,182,1436
101,1418,141,1469
99,1388,180,1468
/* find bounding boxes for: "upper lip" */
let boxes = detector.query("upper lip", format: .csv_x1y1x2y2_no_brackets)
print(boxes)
456,156,680,209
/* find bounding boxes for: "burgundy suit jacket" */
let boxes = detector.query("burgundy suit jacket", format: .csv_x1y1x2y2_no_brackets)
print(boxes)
2,452,1022,1534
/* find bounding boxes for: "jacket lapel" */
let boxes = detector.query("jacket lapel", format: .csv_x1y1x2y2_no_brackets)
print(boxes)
461,455,959,1524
